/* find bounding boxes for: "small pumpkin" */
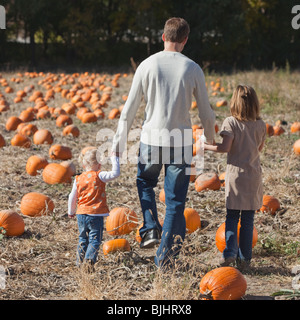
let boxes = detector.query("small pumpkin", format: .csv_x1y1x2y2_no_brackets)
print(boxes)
56,114,73,127
49,144,72,160
33,129,54,145
42,163,72,184
293,139,300,155
62,124,80,137
219,171,226,187
0,210,25,236
26,155,48,176
159,189,165,203
103,239,131,255
20,192,55,217
5,116,23,131
195,172,221,192
184,208,201,233
106,207,138,236
215,220,258,252
290,122,300,133
11,133,31,148
216,100,227,107
19,123,38,136
81,112,98,123
108,108,120,119
260,195,280,215
199,266,247,300
19,110,35,122
273,125,285,136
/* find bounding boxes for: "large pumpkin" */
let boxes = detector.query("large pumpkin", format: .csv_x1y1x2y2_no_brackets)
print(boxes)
103,239,131,255
33,129,54,145
20,192,55,217
49,144,72,160
184,208,201,233
0,210,25,236
215,220,258,252
199,266,247,300
106,207,138,236
195,172,221,192
26,155,48,176
5,116,23,131
42,163,72,184
260,195,280,215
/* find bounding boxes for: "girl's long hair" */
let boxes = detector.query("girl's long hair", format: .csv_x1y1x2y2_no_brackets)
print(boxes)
230,85,261,121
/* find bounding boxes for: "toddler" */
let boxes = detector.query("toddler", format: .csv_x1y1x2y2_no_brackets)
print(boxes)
68,149,120,268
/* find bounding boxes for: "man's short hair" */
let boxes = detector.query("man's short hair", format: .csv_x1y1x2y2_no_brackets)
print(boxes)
163,17,190,43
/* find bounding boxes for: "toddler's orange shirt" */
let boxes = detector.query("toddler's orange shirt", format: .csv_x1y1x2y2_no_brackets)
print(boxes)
75,170,109,215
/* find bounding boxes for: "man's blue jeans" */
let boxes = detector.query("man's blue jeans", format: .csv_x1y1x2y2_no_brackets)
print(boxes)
77,214,104,264
136,142,192,268
223,209,255,262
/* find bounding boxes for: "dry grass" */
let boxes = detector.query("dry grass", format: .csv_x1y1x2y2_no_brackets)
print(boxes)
0,68,299,300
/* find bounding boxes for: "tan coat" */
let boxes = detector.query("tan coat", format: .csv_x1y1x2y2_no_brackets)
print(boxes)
220,116,266,210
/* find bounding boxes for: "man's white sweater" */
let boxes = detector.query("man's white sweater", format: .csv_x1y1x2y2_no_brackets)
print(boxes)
112,50,215,152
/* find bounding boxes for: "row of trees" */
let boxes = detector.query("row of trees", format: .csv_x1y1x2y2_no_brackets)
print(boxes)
0,0,299,71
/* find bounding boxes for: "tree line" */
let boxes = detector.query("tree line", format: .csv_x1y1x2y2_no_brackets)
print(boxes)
0,0,299,71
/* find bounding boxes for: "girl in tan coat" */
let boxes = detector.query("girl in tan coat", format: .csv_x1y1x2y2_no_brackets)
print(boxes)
205,85,266,270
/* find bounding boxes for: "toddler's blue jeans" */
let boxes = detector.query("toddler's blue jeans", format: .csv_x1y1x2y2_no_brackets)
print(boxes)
76,214,104,265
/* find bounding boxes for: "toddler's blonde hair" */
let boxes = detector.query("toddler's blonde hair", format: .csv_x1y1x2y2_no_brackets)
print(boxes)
82,149,99,170
230,85,261,121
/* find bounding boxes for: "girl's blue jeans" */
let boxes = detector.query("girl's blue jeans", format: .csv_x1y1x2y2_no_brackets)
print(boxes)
76,214,104,265
223,209,255,262
136,142,192,269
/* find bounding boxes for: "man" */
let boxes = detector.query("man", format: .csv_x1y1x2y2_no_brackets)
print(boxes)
112,17,215,269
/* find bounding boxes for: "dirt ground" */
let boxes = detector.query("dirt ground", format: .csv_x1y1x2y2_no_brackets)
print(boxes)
0,69,299,300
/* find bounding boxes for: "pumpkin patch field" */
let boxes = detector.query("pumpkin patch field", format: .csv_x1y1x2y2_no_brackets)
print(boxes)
0,69,299,300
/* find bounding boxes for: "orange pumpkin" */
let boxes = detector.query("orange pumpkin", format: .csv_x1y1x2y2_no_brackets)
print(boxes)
62,124,80,137
56,114,73,127
106,207,138,236
49,144,72,160
42,163,72,184
26,155,48,176
199,267,247,300
60,160,76,177
159,189,165,203
19,110,35,122
11,133,31,148
260,195,280,215
108,108,120,119
19,123,38,136
184,208,201,233
273,125,285,136
293,139,300,155
0,210,25,236
33,129,54,145
290,122,300,133
81,112,98,123
215,220,258,252
195,172,221,192
103,239,131,255
5,116,23,131
216,100,227,107
20,192,55,217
